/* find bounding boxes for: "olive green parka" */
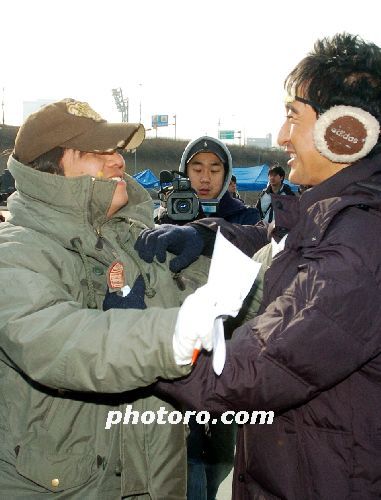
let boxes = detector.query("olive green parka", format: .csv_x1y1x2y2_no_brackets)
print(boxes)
0,156,210,499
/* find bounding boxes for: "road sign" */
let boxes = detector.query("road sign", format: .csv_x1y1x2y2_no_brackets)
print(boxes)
152,115,169,128
218,130,235,140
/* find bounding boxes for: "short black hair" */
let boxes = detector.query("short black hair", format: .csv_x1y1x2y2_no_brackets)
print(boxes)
285,33,381,155
27,147,65,175
268,165,285,179
230,175,237,183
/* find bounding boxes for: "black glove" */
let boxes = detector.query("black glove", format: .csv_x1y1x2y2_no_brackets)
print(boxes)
134,224,204,273
103,274,147,310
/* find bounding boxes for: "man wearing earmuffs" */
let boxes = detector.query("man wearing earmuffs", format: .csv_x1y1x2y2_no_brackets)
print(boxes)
146,32,381,498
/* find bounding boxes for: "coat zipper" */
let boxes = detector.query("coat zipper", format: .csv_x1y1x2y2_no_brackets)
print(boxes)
95,227,120,260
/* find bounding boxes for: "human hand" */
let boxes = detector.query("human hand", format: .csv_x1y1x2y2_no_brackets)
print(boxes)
102,274,147,310
172,274,251,366
173,285,216,365
134,224,204,273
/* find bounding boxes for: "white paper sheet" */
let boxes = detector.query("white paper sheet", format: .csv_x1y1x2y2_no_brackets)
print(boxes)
207,228,262,375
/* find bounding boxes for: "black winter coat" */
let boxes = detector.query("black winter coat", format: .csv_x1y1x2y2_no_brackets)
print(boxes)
157,153,381,499
256,182,295,222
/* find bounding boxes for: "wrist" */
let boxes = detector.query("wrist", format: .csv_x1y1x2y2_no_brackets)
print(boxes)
172,330,192,365
188,223,213,257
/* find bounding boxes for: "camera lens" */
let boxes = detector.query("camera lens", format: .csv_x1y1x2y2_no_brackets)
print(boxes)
174,198,192,214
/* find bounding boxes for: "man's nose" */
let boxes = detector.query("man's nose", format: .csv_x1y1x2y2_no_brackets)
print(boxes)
200,172,211,182
277,120,290,147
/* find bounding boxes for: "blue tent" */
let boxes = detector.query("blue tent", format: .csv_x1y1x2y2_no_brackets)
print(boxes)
132,169,160,189
133,166,298,192
233,165,298,192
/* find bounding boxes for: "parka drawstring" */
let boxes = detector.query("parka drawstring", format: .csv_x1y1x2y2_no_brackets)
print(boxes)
70,237,98,309
71,233,156,306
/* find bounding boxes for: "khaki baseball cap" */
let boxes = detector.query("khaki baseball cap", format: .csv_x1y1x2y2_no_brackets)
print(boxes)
14,98,145,165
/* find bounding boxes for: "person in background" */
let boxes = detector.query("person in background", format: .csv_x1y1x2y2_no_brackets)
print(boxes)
156,136,260,226
228,174,242,200
256,164,294,222
144,32,381,499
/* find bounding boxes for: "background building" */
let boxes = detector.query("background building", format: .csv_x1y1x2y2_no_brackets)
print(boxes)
246,133,272,148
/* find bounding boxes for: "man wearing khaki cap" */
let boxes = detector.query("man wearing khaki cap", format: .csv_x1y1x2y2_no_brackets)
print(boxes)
0,98,260,498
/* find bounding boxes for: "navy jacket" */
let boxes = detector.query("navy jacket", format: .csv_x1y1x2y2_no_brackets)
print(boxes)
214,192,260,225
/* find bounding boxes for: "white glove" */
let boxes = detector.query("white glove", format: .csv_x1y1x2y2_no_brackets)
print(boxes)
173,284,243,365
172,228,263,369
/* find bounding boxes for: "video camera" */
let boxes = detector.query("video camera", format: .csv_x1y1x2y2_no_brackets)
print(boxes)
158,170,200,221
0,169,16,205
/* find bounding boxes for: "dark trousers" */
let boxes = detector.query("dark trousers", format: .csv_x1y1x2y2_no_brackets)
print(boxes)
187,417,237,500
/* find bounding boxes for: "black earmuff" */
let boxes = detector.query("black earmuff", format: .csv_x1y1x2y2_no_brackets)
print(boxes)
313,105,380,163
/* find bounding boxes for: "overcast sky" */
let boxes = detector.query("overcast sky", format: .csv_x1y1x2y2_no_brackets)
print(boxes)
2,0,380,146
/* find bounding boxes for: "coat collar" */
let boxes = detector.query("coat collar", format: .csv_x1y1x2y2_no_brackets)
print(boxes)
273,153,381,249
6,155,155,252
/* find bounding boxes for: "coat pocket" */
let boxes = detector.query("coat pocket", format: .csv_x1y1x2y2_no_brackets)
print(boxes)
15,444,96,492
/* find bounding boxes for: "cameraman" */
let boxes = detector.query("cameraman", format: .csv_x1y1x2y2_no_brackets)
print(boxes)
156,136,260,500
156,136,260,226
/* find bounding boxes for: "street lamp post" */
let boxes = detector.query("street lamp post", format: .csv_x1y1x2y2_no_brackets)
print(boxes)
138,83,143,123
237,130,242,146
2,87,5,125
173,114,177,140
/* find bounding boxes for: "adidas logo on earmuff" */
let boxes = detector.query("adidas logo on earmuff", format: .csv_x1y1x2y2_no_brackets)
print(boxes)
313,105,380,163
